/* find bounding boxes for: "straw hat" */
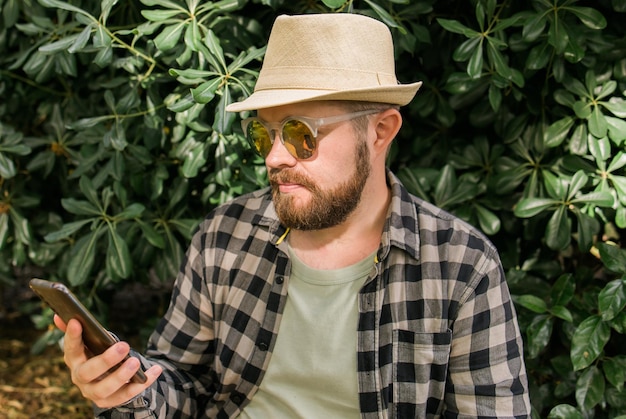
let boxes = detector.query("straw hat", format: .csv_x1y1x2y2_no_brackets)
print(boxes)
225,13,422,112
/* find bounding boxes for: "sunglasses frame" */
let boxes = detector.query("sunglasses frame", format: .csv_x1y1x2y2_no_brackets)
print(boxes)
241,109,381,160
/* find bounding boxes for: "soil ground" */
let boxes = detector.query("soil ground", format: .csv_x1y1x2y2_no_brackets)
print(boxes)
0,316,93,418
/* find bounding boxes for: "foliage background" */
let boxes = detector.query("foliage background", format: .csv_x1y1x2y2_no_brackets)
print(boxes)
1,0,626,417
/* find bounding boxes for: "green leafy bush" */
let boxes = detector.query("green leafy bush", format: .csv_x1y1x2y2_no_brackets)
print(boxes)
1,0,625,416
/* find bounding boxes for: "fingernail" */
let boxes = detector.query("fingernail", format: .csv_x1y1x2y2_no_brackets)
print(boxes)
116,342,129,354
126,357,139,370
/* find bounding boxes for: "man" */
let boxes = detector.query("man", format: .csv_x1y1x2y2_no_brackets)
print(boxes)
55,13,531,418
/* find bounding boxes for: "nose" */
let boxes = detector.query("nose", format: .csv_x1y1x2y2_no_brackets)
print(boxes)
265,130,297,169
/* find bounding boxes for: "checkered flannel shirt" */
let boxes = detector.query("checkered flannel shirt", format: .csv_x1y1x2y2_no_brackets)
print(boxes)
96,171,531,419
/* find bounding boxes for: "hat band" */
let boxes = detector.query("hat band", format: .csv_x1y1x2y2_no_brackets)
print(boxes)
254,66,399,92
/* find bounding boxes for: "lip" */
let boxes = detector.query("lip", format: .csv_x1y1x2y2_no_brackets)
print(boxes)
277,182,303,193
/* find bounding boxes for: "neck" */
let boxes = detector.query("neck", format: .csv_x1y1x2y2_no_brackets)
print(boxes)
289,174,390,270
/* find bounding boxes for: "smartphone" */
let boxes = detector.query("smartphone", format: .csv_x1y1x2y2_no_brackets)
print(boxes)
29,278,147,384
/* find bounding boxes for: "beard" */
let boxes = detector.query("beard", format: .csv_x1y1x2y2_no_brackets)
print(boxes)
269,139,371,231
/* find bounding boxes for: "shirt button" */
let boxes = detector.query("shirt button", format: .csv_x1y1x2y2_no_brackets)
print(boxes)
232,395,243,404
275,276,284,284
258,342,269,351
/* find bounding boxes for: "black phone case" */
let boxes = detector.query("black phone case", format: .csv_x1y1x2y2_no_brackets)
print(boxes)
29,278,147,384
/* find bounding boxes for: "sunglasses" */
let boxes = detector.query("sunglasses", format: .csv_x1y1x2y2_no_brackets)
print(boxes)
241,109,380,160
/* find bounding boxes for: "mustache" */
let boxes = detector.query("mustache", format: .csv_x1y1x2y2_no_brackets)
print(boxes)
268,169,316,190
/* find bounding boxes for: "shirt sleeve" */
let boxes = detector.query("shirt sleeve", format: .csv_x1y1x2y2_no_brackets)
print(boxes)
94,224,218,419
445,252,531,418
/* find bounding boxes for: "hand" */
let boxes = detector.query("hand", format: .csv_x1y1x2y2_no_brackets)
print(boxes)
54,315,163,408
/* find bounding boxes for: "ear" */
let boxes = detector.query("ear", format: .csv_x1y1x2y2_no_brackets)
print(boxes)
370,108,402,156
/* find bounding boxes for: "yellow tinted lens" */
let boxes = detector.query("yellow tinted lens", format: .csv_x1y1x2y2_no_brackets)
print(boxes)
283,120,316,159
247,120,272,157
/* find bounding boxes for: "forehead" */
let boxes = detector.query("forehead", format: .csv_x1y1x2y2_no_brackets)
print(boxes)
256,100,347,120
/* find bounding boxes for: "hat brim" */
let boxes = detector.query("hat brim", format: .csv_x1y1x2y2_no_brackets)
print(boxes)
225,82,422,112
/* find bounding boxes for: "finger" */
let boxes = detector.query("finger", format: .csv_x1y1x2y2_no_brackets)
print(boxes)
89,362,163,409
74,341,132,385
53,314,67,332
63,319,89,368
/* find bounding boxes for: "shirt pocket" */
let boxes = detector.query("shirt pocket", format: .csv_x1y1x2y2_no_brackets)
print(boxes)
392,329,452,417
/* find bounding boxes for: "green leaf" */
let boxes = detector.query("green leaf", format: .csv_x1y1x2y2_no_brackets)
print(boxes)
0,213,8,249
571,191,614,207
205,29,226,71
522,13,547,42
453,36,481,62
433,165,461,207
94,45,113,67
0,153,17,178
551,274,575,306
571,315,611,371
597,242,626,274
38,0,94,18
181,142,207,178
526,314,553,358
547,404,583,419
569,123,588,155
573,100,592,119
44,219,92,242
546,206,570,250
467,40,483,79
596,80,617,101
606,115,626,144
183,16,200,52
3,0,19,27
141,0,186,9
526,42,552,70
544,116,574,148
563,76,588,97
550,305,573,323
588,135,611,163
568,6,607,30
575,366,605,411
191,78,221,104
322,0,346,7
8,208,31,245
602,98,626,118
437,18,478,37
39,34,81,53
544,171,565,200
567,170,588,199
154,21,186,51
486,41,511,79
363,0,402,30
107,229,131,279
60,198,101,216
141,9,184,21
599,279,626,321
167,93,196,112
68,116,113,130
575,210,598,252
488,84,502,112
79,176,101,209
68,24,93,53
588,106,608,138
68,230,101,286
474,204,500,235
516,294,548,313
603,357,625,391
136,219,165,249
115,203,145,220
514,197,557,218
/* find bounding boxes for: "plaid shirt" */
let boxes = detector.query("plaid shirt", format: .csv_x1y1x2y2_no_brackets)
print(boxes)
97,171,531,419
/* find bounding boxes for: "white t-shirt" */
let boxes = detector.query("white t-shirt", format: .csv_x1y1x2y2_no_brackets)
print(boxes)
238,246,375,418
